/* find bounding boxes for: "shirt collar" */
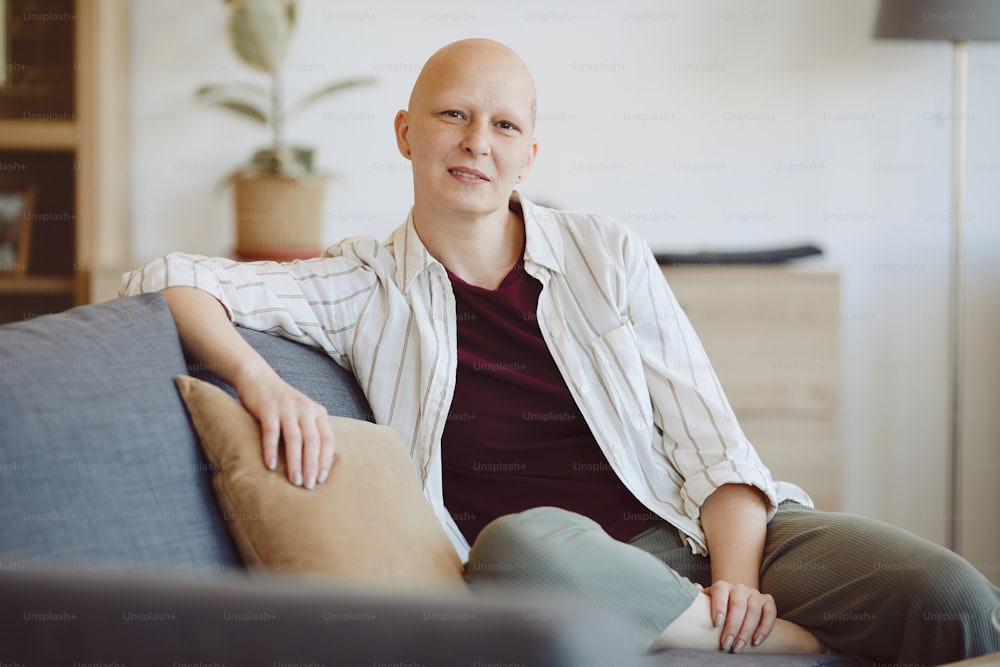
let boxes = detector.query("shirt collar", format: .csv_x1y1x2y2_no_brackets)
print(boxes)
516,192,564,277
391,191,565,293
391,209,437,293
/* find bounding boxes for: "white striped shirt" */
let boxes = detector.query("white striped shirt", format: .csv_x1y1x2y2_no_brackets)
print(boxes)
121,193,812,559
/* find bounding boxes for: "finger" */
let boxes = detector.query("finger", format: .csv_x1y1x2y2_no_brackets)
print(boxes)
721,590,747,652
708,583,729,630
281,413,304,486
752,596,777,648
317,417,336,485
259,410,280,472
299,411,321,490
733,596,764,653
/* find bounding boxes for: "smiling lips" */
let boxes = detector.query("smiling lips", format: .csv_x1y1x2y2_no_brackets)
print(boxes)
448,167,490,182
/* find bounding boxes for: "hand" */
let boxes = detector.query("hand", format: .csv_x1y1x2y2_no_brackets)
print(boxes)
235,368,336,490
700,581,777,653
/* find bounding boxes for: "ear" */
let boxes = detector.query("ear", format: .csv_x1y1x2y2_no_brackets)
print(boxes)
517,138,539,183
394,110,411,159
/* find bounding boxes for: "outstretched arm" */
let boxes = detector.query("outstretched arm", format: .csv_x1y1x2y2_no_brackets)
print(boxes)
162,286,335,489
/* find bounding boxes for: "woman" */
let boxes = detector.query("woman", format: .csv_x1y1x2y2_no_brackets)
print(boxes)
123,38,999,664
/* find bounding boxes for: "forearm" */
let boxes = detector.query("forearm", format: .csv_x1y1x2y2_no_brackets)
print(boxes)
161,286,279,390
162,286,334,489
700,483,769,588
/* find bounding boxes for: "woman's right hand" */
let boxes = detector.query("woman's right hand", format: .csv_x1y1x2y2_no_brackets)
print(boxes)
159,287,336,490
234,365,336,489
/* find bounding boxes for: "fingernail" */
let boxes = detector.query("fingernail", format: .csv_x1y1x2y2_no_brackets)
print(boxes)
305,475,315,490
714,613,724,628
294,472,303,487
722,635,734,652
267,456,277,470
318,470,328,485
734,639,746,653
753,634,764,647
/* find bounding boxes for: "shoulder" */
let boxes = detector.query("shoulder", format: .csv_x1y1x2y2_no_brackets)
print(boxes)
320,234,401,283
323,234,392,261
521,196,648,268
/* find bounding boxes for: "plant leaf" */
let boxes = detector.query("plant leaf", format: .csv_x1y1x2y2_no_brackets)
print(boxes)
284,77,377,118
204,99,269,124
227,0,294,73
195,82,270,104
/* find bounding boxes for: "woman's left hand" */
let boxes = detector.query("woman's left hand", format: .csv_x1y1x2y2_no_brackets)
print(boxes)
699,580,777,653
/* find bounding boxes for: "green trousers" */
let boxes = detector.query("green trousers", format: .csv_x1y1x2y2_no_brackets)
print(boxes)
465,503,1000,666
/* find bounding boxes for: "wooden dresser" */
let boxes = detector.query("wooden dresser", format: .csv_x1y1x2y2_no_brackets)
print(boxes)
661,267,841,511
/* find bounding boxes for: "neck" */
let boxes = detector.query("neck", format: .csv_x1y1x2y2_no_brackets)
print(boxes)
412,200,524,290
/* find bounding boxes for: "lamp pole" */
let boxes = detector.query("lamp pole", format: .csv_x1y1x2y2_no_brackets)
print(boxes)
874,0,1000,554
946,40,967,552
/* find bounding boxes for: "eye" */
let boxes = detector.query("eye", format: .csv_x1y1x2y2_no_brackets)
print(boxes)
496,120,520,132
440,110,466,120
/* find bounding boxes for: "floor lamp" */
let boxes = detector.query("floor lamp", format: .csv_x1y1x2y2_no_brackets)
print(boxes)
874,0,1000,552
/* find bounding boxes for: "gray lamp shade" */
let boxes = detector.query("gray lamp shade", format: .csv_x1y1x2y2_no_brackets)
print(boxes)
875,0,1000,41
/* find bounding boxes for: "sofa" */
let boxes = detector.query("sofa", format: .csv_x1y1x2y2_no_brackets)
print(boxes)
0,293,868,666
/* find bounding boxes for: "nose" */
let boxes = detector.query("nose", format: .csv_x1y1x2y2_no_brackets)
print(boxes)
461,122,489,156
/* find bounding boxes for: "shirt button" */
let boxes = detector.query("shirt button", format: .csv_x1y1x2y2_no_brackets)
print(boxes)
550,327,562,338
579,384,590,394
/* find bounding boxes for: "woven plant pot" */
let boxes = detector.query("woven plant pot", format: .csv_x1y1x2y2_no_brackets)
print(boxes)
232,172,328,261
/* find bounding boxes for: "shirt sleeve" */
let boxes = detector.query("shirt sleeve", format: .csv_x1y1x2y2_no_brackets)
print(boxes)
119,241,388,361
621,236,780,522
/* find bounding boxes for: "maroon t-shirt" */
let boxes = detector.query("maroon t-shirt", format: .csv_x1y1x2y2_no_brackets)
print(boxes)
441,258,662,544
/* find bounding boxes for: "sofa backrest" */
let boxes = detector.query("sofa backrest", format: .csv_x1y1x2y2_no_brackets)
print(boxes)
0,293,373,573
193,325,373,423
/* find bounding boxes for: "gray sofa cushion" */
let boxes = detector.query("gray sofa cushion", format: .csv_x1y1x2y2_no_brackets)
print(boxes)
0,565,643,666
644,648,871,666
0,293,241,572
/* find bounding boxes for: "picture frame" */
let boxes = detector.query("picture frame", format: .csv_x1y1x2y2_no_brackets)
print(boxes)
0,185,36,277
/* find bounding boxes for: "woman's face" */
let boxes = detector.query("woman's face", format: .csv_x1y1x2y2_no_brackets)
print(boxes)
395,41,538,222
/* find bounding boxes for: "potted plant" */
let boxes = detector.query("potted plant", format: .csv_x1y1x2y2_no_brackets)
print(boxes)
197,0,376,261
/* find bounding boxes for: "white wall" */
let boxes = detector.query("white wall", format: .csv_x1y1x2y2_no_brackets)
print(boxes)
130,0,1000,579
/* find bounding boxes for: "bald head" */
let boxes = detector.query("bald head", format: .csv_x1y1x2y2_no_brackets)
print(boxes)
408,39,537,131
393,38,539,223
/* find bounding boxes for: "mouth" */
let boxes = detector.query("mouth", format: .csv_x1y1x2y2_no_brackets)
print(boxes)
448,167,490,182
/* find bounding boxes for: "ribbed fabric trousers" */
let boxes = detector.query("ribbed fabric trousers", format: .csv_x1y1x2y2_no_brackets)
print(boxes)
465,503,1000,666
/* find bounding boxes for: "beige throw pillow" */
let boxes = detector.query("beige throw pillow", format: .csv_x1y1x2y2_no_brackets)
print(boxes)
174,375,467,591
